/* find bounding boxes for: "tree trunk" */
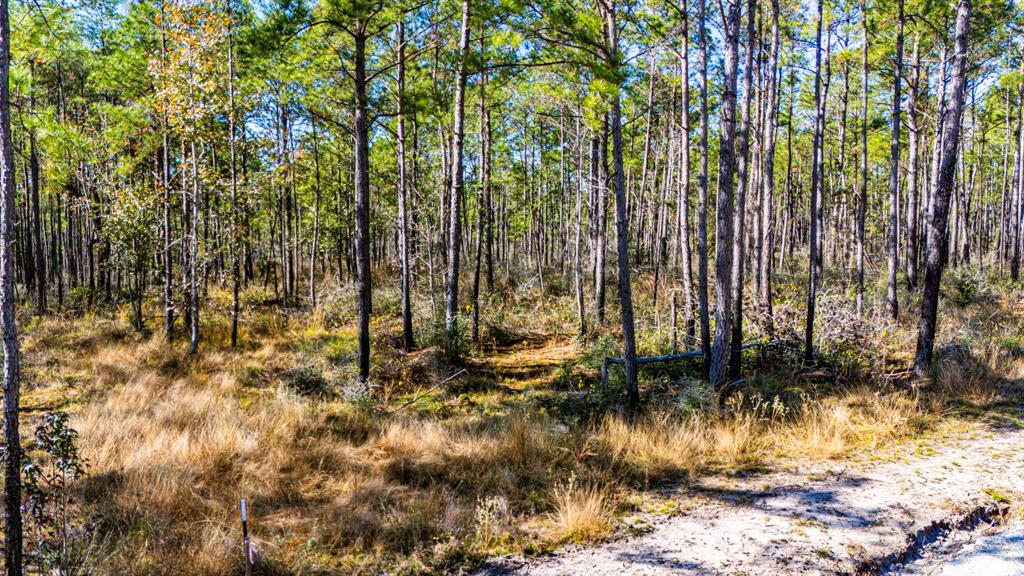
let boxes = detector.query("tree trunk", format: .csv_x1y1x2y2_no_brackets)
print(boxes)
886,0,904,319
1,1,23,570
574,113,586,339
354,32,372,381
1013,81,1024,281
759,0,780,335
729,0,756,378
227,0,240,347
805,0,826,364
603,5,639,407
397,21,415,351
857,2,868,316
309,117,322,310
914,0,971,374
472,26,488,345
162,134,173,342
444,0,471,340
709,0,741,388
636,63,656,264
594,120,608,325
29,132,44,314
679,0,695,345
906,36,921,290
189,140,200,355
696,0,712,375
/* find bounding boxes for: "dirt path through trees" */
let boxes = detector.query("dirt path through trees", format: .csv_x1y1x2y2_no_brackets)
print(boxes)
482,416,1024,575
456,336,580,399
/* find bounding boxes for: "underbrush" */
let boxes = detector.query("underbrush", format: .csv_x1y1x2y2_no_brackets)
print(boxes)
13,266,1023,574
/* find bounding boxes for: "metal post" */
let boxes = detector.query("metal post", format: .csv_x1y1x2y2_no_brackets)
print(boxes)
241,499,252,576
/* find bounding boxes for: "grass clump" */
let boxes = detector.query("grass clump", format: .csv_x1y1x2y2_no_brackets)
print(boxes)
549,475,611,544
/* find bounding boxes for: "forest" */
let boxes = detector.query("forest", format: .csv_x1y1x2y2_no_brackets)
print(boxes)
0,0,1021,573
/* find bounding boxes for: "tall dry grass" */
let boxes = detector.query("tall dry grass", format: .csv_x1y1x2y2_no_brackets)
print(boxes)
14,271,1022,574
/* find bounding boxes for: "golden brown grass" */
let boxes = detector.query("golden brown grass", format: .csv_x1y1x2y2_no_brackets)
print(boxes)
15,271,1023,575
595,388,922,482
549,476,611,543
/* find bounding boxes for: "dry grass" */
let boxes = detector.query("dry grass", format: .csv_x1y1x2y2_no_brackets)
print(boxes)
596,388,923,482
14,271,1023,575
549,476,611,543
781,391,922,459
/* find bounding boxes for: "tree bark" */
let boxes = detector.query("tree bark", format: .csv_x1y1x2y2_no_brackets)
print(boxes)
444,0,471,340
0,0,23,570
709,0,741,388
189,140,200,355
29,132,44,314
397,21,415,351
162,136,173,343
678,0,695,345
857,2,868,317
472,26,488,345
729,0,756,378
759,0,780,335
574,117,586,339
227,0,240,347
597,3,639,406
594,119,608,325
309,117,322,310
914,0,971,375
886,0,904,320
696,0,712,375
805,0,826,363
354,31,372,381
906,36,921,291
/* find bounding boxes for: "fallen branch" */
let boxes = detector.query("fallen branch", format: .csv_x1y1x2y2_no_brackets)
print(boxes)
389,369,468,415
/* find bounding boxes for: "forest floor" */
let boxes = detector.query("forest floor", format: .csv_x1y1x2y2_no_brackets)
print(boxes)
13,270,1024,575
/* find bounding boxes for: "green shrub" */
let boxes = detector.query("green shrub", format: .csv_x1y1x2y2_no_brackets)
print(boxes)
281,364,334,397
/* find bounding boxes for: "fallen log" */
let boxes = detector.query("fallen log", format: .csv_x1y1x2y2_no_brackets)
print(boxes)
599,339,783,388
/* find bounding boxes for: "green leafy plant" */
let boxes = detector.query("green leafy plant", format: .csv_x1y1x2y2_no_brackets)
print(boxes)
23,412,98,576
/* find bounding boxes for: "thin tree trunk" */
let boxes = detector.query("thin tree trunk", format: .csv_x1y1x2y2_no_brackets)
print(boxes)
472,25,488,345
679,0,695,345
574,117,586,339
636,62,656,264
759,0,780,335
914,0,971,374
309,117,322,310
886,0,904,319
594,120,608,324
729,0,756,378
604,5,640,406
227,0,240,347
805,0,826,364
906,36,921,290
354,31,372,381
189,140,200,355
709,0,741,388
397,21,415,351
29,132,44,314
857,2,868,316
1013,81,1024,280
444,0,471,340
696,0,712,375
0,1,23,570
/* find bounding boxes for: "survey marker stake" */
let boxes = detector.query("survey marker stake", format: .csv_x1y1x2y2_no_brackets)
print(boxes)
241,499,252,576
